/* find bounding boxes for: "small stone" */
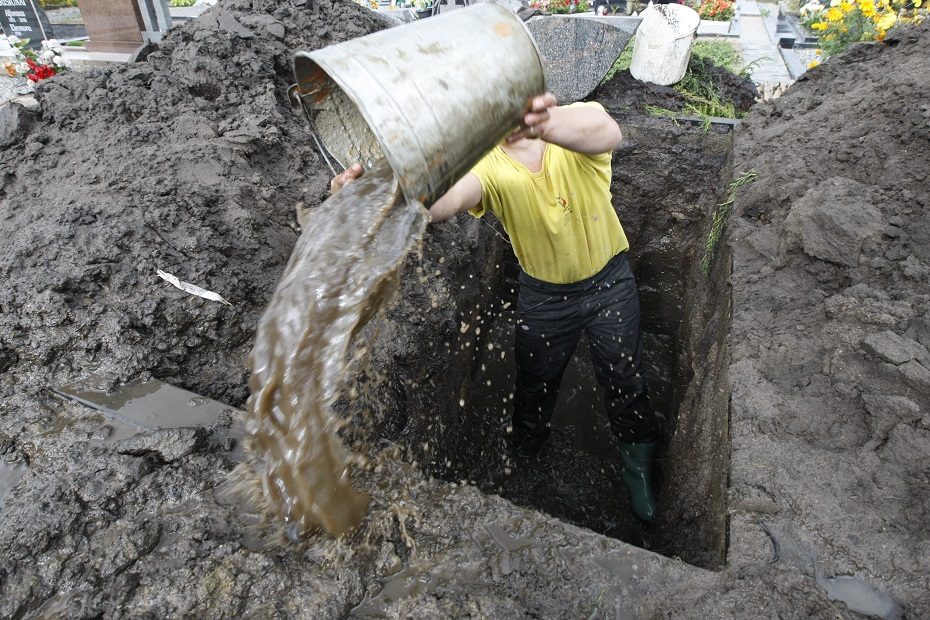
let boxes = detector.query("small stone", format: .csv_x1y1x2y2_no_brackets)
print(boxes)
898,360,930,392
902,255,930,281
783,177,885,267
266,21,285,39
879,423,930,471
861,394,921,439
914,317,930,349
115,427,207,463
862,330,929,366
843,283,888,300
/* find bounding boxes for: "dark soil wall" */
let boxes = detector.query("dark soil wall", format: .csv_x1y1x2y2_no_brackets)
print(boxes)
357,113,736,567
609,119,734,568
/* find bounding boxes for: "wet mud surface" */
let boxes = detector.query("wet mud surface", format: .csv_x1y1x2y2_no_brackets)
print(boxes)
0,0,928,617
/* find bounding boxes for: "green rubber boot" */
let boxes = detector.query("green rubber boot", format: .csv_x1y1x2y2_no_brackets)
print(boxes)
619,442,657,522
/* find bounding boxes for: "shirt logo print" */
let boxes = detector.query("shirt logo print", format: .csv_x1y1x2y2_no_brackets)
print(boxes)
556,193,574,225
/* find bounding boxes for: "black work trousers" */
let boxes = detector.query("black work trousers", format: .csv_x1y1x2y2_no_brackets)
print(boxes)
512,251,661,445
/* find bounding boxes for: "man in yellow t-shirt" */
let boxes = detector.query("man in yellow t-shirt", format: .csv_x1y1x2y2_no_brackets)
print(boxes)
332,93,661,522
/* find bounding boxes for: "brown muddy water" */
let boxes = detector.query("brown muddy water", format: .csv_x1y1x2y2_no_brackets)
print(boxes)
243,162,427,538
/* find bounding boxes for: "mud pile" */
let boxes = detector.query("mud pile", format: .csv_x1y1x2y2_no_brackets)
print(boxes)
0,0,396,407
596,56,758,118
724,21,930,616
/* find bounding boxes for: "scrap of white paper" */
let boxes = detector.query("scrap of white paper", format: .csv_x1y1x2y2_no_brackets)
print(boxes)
156,269,232,306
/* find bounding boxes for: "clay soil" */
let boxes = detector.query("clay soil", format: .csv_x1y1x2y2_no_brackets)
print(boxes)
0,0,928,617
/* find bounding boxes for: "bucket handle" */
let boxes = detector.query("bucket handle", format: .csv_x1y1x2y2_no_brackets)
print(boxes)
288,83,341,177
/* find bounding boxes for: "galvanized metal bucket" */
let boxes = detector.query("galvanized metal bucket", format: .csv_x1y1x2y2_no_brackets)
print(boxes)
291,3,546,206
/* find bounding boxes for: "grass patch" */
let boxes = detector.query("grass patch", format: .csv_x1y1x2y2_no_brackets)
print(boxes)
701,171,758,275
675,67,739,119
691,40,742,74
644,104,682,126
677,41,745,118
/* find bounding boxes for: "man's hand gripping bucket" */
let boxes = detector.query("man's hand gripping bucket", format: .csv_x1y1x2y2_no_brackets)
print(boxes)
289,4,547,207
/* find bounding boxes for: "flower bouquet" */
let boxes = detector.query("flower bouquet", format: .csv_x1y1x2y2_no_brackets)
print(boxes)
1,35,71,82
692,0,735,21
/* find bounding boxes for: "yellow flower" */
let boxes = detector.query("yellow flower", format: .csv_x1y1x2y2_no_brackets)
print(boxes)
808,59,821,68
3,62,18,77
876,11,897,28
815,47,823,53
825,6,844,19
811,20,829,28
861,3,876,16
914,0,922,6
840,1,855,11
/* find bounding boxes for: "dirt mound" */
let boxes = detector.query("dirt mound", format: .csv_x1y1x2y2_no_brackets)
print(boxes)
596,56,758,118
725,20,930,615
0,0,388,411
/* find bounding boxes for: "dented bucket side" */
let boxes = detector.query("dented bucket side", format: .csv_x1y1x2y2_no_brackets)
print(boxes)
293,3,546,206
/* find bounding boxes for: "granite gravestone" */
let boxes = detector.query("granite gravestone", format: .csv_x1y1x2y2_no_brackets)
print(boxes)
525,15,640,103
77,0,146,53
0,0,53,50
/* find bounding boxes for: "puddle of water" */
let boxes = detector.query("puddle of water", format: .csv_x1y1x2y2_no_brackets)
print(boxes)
350,562,486,618
0,460,26,502
594,553,640,583
53,377,238,432
485,521,534,552
815,569,900,619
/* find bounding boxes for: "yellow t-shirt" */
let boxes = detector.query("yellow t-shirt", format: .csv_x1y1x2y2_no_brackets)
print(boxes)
469,108,629,284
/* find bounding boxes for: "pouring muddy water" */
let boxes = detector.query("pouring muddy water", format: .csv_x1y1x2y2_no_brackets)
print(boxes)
243,4,546,538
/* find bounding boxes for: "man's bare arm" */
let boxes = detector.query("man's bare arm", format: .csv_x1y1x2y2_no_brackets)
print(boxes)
508,93,622,155
427,173,482,223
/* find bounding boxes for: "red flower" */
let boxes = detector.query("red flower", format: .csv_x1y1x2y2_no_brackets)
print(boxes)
26,63,56,82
